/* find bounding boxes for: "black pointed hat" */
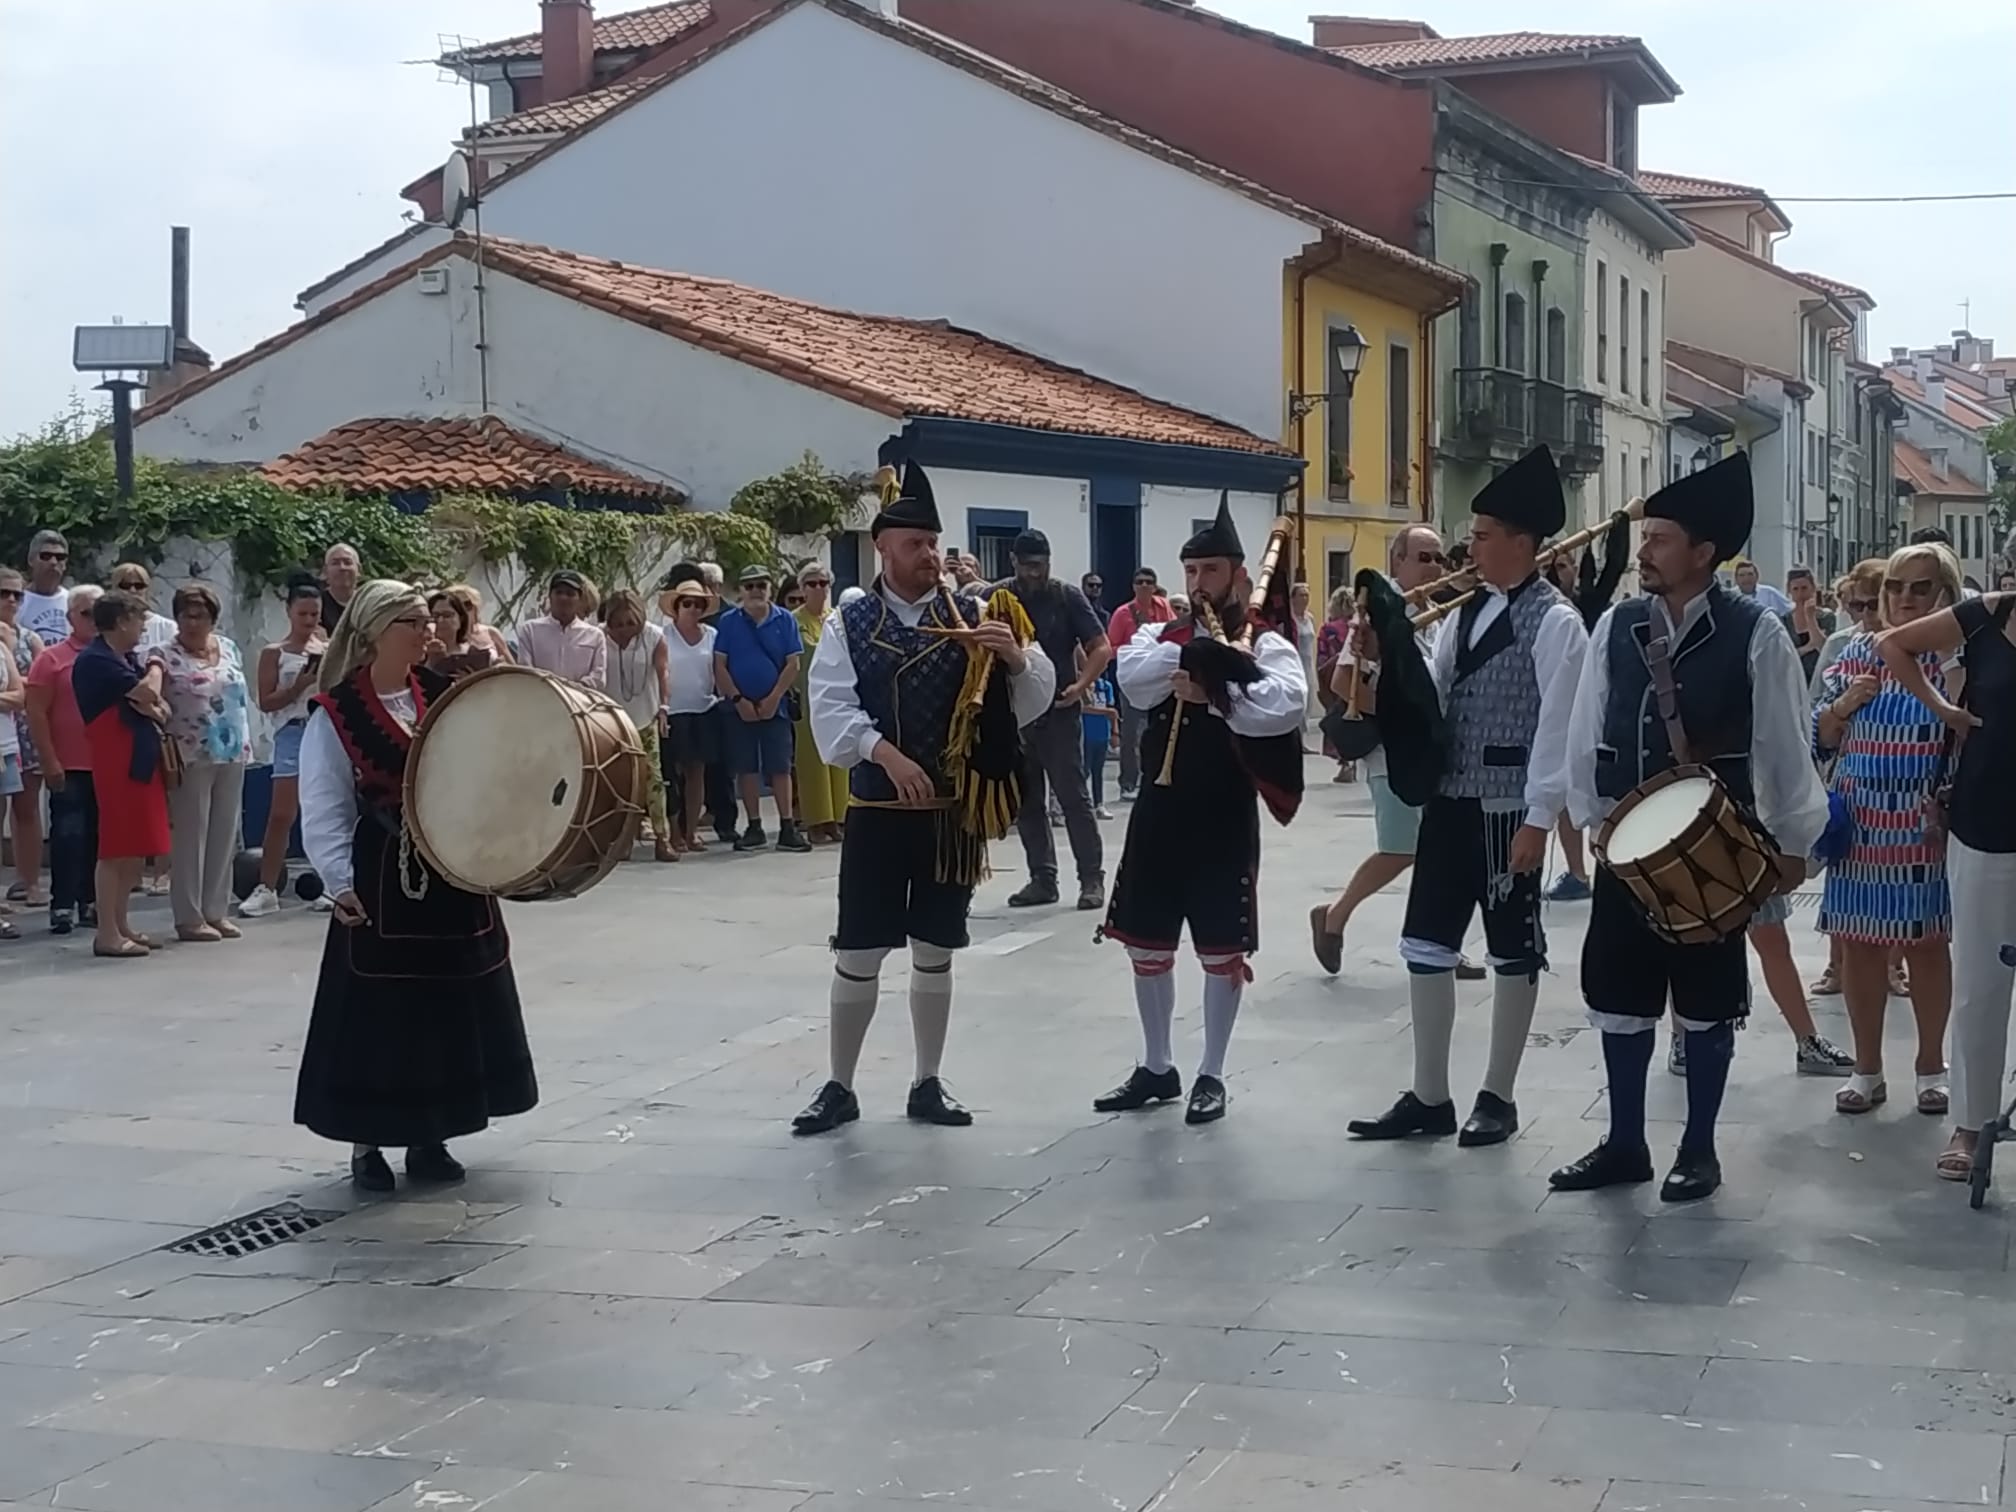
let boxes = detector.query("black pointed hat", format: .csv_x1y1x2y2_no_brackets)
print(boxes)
869,459,941,537
1646,451,1753,564
1180,491,1245,562
1472,444,1566,539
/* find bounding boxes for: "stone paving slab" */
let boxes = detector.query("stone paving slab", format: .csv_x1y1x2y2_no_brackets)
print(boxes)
0,770,2012,1507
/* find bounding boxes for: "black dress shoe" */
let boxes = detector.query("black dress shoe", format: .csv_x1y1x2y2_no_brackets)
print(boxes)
405,1143,465,1184
792,1080,860,1136
1185,1074,1228,1125
1008,879,1060,908
1093,1065,1181,1112
1458,1090,1518,1147
907,1076,972,1126
1346,1090,1457,1140
1548,1139,1654,1191
1661,1147,1722,1203
351,1149,395,1192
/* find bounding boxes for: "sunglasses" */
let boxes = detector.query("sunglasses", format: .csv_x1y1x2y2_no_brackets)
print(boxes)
0,588,20,602
1883,577,1938,598
37,550,66,562
1413,551,1446,566
1132,577,1156,587
115,581,147,591
1844,597,1875,614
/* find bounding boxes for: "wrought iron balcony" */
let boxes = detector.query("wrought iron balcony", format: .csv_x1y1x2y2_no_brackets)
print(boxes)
1528,378,1567,449
1563,389,1604,474
1450,367,1529,453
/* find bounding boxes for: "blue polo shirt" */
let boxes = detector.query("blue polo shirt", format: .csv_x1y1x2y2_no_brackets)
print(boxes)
713,601,804,716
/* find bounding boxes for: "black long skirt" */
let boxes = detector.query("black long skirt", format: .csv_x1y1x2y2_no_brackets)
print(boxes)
293,811,538,1149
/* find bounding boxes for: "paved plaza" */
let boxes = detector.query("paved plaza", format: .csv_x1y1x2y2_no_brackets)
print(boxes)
0,765,2012,1511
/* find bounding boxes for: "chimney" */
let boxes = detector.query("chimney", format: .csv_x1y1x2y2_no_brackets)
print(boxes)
144,225,212,409
539,0,595,105
1309,14,1437,50
1889,345,1908,363
1924,373,1946,414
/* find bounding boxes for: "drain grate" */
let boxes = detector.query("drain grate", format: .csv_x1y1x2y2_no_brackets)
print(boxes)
166,1202,342,1259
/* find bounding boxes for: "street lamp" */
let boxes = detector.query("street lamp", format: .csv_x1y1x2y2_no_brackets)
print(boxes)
1287,323,1366,421
73,323,176,499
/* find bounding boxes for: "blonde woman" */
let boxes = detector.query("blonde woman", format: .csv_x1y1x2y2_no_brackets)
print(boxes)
295,580,538,1191
790,566,847,842
600,589,676,861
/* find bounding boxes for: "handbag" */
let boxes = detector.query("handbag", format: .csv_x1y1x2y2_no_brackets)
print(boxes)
157,728,185,792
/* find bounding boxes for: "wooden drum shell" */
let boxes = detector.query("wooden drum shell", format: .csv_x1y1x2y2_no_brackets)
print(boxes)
1592,765,1779,946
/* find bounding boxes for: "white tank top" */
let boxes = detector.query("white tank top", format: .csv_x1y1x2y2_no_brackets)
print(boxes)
272,645,319,727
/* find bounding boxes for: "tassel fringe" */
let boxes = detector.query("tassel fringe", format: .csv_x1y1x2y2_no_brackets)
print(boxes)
939,588,1035,875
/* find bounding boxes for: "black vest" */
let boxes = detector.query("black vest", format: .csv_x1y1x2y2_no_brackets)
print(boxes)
1596,585,1765,805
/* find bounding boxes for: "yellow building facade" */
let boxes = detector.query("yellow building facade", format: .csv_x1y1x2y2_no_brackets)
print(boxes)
1281,250,1462,611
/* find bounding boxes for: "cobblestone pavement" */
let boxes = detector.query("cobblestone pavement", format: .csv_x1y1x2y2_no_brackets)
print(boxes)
0,765,2011,1511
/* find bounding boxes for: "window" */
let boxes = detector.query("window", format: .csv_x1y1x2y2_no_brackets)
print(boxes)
1503,293,1527,376
1326,549,1352,602
968,509,1028,581
1325,325,1354,503
1545,308,1566,382
1610,94,1638,175
1596,262,1608,384
1458,281,1482,368
1639,289,1651,400
1640,454,1650,502
1387,343,1411,508
1619,446,1630,512
1619,276,1631,396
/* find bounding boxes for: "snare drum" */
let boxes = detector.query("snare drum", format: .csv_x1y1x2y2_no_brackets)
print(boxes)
404,665,647,901
1593,765,1780,945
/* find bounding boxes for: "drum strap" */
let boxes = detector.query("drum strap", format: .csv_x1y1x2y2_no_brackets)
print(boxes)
1643,634,1696,767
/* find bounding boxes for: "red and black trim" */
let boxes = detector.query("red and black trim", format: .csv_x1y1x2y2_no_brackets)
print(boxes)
311,668,444,810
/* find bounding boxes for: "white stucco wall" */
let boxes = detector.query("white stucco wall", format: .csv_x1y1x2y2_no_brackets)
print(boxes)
1141,486,1278,586
303,226,452,315
1582,210,1666,527
297,1,1315,438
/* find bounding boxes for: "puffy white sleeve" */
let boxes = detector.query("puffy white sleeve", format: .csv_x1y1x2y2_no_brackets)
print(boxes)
1749,611,1831,858
1427,607,1457,700
1223,630,1307,737
1117,621,1180,708
1523,600,1589,831
299,706,358,898
808,613,878,767
1565,605,1615,833
1009,642,1057,727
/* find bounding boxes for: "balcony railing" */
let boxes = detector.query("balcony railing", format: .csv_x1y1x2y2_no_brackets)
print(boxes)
1528,379,1566,449
1565,390,1603,468
1452,367,1529,448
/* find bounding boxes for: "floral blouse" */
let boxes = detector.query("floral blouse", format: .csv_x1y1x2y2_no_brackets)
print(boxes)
151,637,253,765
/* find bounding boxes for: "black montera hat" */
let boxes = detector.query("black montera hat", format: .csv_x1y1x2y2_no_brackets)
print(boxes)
1472,445,1566,539
1646,451,1754,564
870,460,941,537
1180,491,1245,562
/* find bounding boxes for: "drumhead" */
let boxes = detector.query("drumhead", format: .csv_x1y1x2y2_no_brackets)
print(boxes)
1605,776,1716,865
410,669,586,890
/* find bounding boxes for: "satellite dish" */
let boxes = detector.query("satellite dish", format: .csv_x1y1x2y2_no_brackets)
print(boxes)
441,149,475,229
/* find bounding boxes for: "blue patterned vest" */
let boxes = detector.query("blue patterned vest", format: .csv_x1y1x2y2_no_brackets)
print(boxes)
840,584,982,804
1596,585,1763,806
1440,573,1567,804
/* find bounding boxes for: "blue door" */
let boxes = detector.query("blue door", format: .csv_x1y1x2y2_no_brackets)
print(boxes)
1088,476,1140,613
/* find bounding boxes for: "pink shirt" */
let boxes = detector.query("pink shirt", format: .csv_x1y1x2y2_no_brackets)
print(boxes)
515,615,607,690
1108,596,1174,647
26,636,90,772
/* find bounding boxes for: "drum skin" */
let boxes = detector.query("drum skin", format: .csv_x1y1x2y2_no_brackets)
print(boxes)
1593,765,1778,945
404,665,647,901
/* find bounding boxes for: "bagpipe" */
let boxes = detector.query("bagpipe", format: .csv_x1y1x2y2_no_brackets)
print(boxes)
1335,499,1644,807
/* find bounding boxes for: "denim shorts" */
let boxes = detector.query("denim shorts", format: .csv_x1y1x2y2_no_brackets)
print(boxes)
725,712,794,778
0,751,19,798
1369,770,1423,856
1751,890,1791,928
271,720,307,780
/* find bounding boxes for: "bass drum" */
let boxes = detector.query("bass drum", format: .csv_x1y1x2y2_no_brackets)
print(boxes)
404,665,646,901
1593,765,1781,946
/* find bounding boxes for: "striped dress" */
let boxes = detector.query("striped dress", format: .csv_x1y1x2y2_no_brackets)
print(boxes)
1813,633,1951,944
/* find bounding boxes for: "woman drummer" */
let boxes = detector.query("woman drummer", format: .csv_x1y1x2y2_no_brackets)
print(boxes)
294,580,538,1191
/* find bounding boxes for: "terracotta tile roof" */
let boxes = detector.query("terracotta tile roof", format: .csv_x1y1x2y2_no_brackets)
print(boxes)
1894,438,1988,498
469,78,653,140
1636,169,1771,202
443,1,710,65
1883,366,2001,431
260,417,679,499
1795,270,1873,306
1329,29,1628,67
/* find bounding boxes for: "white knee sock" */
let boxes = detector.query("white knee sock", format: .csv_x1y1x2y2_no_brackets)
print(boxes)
1197,957,1244,1081
830,947,887,1088
1481,970,1540,1101
1409,970,1457,1106
1127,947,1176,1073
909,940,954,1085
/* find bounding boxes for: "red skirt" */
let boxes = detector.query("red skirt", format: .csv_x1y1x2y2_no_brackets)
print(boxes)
84,709,171,859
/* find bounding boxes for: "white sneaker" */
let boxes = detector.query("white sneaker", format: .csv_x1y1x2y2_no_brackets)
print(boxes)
238,885,281,918
1095,806,1114,821
306,893,335,913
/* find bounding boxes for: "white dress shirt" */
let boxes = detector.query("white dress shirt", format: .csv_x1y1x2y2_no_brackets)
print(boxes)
1116,621,1308,738
1428,584,1587,829
300,687,418,899
1566,591,1830,859
808,582,1057,768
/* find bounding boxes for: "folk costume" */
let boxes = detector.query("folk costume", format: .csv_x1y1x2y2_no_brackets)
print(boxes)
795,462,1056,1136
1095,497,1306,1124
1349,445,1588,1148
1552,454,1827,1200
294,584,537,1190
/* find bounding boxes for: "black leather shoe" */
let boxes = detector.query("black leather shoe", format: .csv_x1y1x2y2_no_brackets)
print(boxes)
1548,1140,1654,1191
1008,879,1060,908
1661,1147,1722,1203
907,1076,972,1126
1076,877,1106,911
351,1149,395,1192
1185,1075,1228,1125
792,1080,860,1136
405,1143,465,1184
1347,1090,1457,1140
1093,1065,1181,1112
1458,1090,1518,1147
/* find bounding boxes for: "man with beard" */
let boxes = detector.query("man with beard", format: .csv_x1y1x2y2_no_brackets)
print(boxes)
1002,530,1110,911
1093,497,1305,1124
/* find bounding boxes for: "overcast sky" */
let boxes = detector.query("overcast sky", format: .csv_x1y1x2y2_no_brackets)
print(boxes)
3,0,2011,437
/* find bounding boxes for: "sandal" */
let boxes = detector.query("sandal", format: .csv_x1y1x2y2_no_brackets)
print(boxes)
1809,966,1840,996
124,933,160,951
175,924,223,943
207,918,241,939
1916,1072,1950,1117
1935,1136,1975,1182
0,917,17,942
1836,1074,1887,1114
92,939,149,959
